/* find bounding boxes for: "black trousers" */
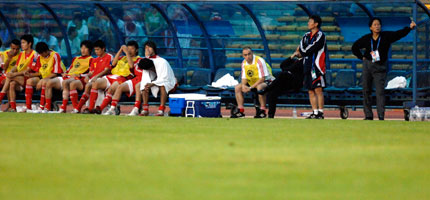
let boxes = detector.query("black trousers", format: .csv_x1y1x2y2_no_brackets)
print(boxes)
362,59,387,120
267,71,302,118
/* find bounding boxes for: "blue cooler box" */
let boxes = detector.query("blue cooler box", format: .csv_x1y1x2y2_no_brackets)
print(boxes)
169,94,206,116
185,96,222,118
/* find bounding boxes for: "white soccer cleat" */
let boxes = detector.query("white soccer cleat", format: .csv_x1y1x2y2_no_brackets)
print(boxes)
41,109,48,114
58,108,65,113
71,109,79,114
139,110,149,116
103,107,115,115
127,107,139,116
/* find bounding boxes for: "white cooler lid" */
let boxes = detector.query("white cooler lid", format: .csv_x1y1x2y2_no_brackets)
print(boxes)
185,96,221,100
169,93,206,99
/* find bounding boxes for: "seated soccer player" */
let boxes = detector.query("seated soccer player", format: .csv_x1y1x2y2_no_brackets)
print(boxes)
100,42,143,115
44,40,93,113
139,41,177,116
86,41,140,114
75,40,113,113
0,39,21,111
1,35,37,112
231,47,275,118
22,42,63,113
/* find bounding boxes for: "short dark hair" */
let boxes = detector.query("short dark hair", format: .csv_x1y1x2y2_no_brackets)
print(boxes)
11,39,20,46
20,34,34,48
35,42,49,54
309,15,322,29
144,40,157,55
369,17,382,27
127,40,139,50
93,40,106,49
80,40,93,52
242,46,253,52
138,58,155,70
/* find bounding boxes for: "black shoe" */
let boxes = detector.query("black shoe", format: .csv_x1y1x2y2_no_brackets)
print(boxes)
364,117,373,120
231,112,245,118
306,113,317,119
93,106,102,115
254,109,267,118
82,108,90,114
316,111,324,119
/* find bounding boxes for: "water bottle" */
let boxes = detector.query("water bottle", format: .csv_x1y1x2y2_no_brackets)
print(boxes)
292,107,297,119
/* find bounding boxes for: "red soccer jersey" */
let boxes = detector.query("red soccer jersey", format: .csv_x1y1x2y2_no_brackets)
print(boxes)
89,53,113,79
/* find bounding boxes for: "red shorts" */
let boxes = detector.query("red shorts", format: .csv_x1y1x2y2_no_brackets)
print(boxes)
63,75,87,87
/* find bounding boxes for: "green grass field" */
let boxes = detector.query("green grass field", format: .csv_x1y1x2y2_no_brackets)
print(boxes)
0,113,429,200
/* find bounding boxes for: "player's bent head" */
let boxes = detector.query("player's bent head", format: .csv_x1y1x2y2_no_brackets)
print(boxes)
309,15,322,29
35,42,50,56
138,58,155,70
11,39,20,47
20,34,34,49
144,40,157,55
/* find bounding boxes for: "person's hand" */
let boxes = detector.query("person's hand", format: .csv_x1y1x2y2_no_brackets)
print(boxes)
23,71,30,77
121,45,127,52
242,86,251,93
84,76,90,83
6,72,15,78
410,21,416,29
6,50,15,58
144,83,155,91
362,57,366,61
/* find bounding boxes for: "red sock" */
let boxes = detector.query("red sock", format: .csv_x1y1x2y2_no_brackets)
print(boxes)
143,104,149,111
99,93,112,111
61,99,68,111
111,99,118,107
0,92,6,102
77,93,89,111
134,100,141,109
25,85,33,109
40,86,46,109
88,89,98,110
239,108,245,113
10,101,16,110
159,105,165,111
45,98,52,111
69,90,78,109
260,106,266,110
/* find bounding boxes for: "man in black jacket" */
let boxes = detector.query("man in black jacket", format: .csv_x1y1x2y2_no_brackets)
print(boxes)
263,57,304,118
352,17,416,120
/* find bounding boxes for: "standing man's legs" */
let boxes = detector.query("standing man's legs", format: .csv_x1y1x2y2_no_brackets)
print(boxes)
315,87,324,113
362,60,374,119
374,71,386,120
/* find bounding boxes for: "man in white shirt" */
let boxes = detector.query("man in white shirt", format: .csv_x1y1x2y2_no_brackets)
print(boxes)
139,41,176,116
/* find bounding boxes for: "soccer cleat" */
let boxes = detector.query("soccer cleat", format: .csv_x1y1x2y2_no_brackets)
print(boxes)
103,107,115,116
57,108,66,113
71,109,80,114
139,110,149,116
230,112,245,118
155,110,164,116
41,109,48,114
254,109,267,118
315,111,324,119
81,108,91,114
128,107,139,116
93,106,102,115
306,113,317,119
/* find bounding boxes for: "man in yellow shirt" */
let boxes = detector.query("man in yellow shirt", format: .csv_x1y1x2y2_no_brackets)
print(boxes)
0,39,21,89
232,47,274,118
0,39,21,111
45,40,93,113
23,42,63,112
1,35,36,112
